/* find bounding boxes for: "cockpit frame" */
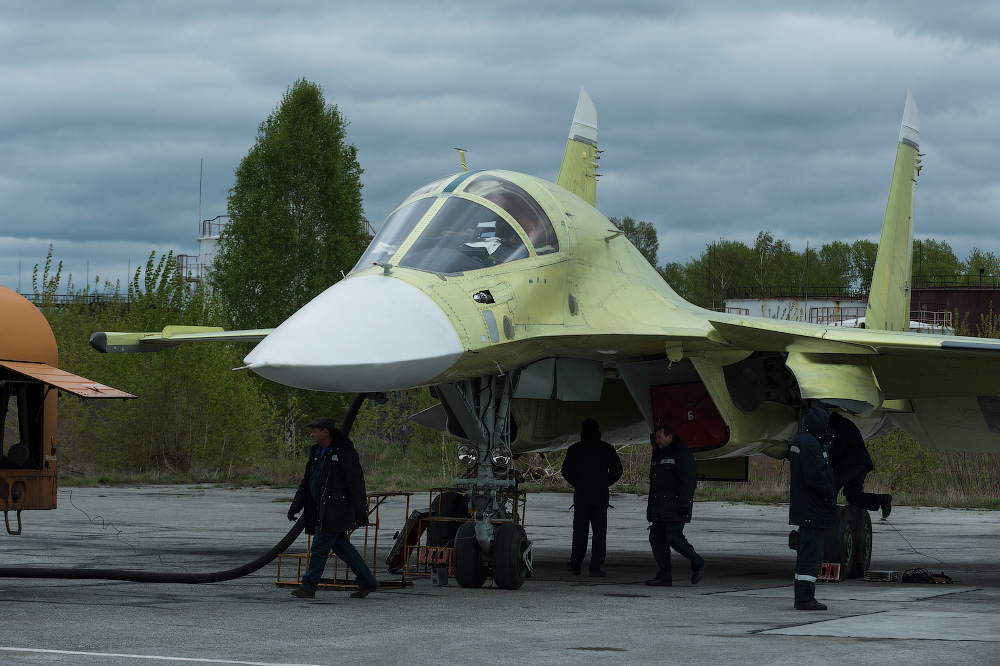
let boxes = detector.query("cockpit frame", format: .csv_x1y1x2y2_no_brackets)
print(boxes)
353,171,563,277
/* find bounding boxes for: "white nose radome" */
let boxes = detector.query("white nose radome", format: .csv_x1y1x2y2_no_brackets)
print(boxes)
244,275,462,392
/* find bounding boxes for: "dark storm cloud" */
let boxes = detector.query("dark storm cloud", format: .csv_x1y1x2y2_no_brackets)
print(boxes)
2,1,1000,294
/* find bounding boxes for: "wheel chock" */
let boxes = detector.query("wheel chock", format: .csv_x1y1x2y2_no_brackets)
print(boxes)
818,563,841,582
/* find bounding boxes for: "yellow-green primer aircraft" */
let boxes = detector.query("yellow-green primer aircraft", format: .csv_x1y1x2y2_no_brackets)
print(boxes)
92,89,1000,589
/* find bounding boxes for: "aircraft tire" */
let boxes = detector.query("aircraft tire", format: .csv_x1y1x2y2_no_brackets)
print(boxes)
453,521,487,588
426,491,467,548
491,523,529,590
846,505,872,579
823,506,856,580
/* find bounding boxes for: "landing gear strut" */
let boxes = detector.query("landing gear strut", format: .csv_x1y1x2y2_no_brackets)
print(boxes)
436,374,532,589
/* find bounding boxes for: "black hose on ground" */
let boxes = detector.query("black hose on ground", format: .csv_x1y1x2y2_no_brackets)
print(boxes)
0,515,305,583
0,392,373,584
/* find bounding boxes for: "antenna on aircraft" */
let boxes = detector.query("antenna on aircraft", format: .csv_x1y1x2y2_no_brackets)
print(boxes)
455,148,468,172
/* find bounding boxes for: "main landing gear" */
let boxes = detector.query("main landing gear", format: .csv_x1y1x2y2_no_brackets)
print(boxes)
789,505,873,579
435,374,532,590
824,505,872,579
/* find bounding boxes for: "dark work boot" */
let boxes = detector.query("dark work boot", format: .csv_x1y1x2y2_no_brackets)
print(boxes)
794,579,818,609
291,586,315,599
880,494,892,519
349,582,379,599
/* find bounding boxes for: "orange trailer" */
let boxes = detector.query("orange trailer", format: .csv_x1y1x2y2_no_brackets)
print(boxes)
0,285,133,534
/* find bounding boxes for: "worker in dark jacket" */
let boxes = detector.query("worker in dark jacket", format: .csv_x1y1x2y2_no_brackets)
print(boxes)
645,424,705,586
288,417,378,599
561,418,623,577
789,406,837,610
828,412,891,519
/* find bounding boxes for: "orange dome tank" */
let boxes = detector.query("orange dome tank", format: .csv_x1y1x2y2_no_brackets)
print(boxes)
0,286,58,366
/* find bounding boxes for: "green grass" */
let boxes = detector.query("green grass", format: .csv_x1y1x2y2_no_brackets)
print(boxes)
57,438,1000,510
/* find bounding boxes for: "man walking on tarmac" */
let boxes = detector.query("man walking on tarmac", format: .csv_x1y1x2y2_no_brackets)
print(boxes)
645,424,705,587
789,406,837,611
287,417,378,599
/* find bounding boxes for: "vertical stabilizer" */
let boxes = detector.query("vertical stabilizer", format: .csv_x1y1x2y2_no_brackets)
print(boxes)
866,90,921,331
556,88,599,206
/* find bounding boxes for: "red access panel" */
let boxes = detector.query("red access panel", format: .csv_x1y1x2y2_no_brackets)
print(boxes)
651,382,729,452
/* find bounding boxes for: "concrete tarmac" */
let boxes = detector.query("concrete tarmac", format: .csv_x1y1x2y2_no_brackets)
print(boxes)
1,487,997,665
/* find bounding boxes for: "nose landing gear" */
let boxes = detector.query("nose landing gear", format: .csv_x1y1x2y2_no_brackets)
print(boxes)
437,374,532,590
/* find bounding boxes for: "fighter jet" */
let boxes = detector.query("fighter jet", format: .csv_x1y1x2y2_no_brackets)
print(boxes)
92,89,1000,588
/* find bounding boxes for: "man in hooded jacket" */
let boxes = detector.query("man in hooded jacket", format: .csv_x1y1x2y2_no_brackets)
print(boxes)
645,424,705,586
561,418,623,577
828,411,892,519
789,406,837,610
288,417,378,599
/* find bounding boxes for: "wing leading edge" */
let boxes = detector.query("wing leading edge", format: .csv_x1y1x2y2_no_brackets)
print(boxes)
90,326,272,354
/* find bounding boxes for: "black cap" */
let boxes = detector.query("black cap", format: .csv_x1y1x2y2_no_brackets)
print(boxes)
306,416,339,431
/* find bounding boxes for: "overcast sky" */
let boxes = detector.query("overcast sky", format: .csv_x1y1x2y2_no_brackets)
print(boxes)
3,1,1000,295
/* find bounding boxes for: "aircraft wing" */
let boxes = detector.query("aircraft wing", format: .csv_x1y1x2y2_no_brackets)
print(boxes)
710,317,1000,401
89,326,272,354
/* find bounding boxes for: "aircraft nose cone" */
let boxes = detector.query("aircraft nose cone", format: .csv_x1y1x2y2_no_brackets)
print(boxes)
244,275,462,392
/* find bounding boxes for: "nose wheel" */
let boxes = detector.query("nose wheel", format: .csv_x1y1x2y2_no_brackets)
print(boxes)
491,523,532,589
453,521,532,590
453,521,489,588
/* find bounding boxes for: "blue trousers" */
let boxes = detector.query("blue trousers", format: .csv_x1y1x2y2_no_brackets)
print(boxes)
570,505,608,572
794,526,824,602
302,528,376,590
649,521,704,582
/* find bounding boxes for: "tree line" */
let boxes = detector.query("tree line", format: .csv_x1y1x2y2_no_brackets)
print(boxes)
634,229,999,310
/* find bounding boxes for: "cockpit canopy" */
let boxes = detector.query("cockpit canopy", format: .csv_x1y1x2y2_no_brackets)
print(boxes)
353,172,559,275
